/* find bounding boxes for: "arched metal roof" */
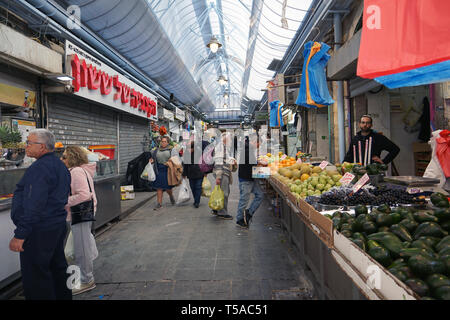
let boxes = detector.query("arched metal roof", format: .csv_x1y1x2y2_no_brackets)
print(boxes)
44,0,313,119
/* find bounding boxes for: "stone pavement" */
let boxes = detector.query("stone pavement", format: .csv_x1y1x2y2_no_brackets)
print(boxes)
74,173,315,300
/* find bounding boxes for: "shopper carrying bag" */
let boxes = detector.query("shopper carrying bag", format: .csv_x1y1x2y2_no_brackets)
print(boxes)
140,161,156,182
61,146,98,296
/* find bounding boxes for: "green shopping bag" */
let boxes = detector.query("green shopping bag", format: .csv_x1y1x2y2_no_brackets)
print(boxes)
208,185,224,211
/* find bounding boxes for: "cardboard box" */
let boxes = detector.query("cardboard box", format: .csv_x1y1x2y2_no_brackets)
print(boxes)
120,185,134,192
296,198,334,248
333,230,417,300
412,142,431,153
121,192,135,200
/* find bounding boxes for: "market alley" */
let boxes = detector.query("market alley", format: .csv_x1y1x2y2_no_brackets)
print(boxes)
73,173,314,300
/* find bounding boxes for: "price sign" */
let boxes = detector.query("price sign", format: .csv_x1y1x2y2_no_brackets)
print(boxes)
407,188,423,194
339,172,355,186
319,161,329,170
296,158,302,164
352,174,370,194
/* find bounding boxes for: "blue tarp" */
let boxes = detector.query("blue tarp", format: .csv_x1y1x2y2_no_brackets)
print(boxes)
296,41,334,108
374,60,450,89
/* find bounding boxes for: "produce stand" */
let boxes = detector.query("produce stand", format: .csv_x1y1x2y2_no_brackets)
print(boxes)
266,176,422,300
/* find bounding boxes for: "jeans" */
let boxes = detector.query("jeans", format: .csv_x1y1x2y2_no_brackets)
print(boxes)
236,180,264,222
189,177,203,205
20,223,72,300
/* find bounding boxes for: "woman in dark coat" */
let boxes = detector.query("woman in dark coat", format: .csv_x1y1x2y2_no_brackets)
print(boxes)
149,136,175,210
182,140,209,208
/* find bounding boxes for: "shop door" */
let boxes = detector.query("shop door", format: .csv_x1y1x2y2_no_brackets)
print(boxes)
47,94,118,155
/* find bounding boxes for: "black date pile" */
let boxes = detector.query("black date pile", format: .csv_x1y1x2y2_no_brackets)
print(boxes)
318,184,421,206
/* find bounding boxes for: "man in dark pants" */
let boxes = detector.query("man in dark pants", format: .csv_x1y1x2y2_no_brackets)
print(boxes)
236,134,264,229
183,139,209,208
344,115,400,165
9,129,72,300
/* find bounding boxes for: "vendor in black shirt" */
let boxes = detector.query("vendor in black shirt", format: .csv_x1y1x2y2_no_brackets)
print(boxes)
344,115,400,165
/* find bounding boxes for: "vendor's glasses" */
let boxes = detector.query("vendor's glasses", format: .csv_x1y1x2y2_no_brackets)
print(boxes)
25,140,43,146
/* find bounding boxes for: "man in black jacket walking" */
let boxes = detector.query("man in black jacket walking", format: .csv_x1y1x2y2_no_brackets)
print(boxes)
344,115,400,165
236,134,264,229
183,139,209,208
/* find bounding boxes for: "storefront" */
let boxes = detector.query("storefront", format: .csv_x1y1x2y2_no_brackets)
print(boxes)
0,63,42,291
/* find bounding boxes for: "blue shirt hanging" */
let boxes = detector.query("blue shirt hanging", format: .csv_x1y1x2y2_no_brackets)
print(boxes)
269,100,284,127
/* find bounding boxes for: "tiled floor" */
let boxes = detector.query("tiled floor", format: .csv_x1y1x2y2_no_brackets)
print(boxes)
73,174,315,300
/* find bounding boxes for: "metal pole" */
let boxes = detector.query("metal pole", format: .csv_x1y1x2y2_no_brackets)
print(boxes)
334,13,345,163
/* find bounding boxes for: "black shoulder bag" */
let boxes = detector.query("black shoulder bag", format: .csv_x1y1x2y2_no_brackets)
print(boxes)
70,169,95,226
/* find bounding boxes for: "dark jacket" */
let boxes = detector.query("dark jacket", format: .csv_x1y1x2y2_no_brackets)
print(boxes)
344,130,400,164
238,140,258,181
183,141,209,180
11,152,71,239
125,151,154,192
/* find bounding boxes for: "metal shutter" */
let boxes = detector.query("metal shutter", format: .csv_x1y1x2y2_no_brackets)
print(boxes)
47,93,118,152
118,114,149,174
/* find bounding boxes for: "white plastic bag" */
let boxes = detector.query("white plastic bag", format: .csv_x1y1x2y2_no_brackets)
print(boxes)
176,179,191,204
423,130,445,187
140,162,156,182
64,229,75,262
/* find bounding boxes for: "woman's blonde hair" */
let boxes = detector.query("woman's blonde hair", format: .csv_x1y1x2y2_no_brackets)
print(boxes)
64,146,88,168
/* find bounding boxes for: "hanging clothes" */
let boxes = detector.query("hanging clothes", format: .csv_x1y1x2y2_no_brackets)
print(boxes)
296,41,334,108
269,100,284,127
418,97,431,142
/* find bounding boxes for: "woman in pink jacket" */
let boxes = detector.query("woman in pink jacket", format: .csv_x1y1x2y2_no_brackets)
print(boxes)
61,146,98,296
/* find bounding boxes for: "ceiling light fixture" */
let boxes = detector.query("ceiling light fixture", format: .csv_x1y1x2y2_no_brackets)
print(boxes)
207,36,222,53
217,75,228,86
223,93,229,99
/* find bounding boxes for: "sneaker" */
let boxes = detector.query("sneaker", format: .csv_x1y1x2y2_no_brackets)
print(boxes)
153,203,162,210
236,219,248,229
217,214,233,220
194,203,199,208
72,280,96,296
170,196,176,205
211,210,218,216
246,211,253,226
243,209,250,225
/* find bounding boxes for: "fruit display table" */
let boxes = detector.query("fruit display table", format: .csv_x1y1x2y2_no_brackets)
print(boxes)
267,176,421,300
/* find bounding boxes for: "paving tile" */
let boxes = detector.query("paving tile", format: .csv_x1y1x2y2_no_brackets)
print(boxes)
73,173,312,300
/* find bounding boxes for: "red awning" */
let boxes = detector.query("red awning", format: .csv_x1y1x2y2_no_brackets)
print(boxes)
357,0,450,79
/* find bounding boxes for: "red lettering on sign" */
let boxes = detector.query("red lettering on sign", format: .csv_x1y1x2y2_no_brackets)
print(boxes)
121,85,131,103
80,59,88,88
70,53,156,118
113,76,122,100
71,54,81,92
87,65,101,90
100,72,112,95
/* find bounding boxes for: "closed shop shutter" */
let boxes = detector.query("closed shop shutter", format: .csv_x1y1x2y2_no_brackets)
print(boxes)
118,114,149,174
47,93,118,153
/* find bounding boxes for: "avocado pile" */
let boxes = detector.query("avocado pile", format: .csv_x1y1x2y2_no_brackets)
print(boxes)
326,193,450,300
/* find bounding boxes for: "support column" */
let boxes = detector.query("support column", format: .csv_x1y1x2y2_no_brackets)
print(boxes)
334,13,346,162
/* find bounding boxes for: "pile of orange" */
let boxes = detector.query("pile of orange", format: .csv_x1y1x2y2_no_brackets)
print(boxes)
278,157,297,168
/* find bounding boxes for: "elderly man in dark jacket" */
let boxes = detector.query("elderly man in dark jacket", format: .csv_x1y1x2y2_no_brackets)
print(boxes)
9,129,72,300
